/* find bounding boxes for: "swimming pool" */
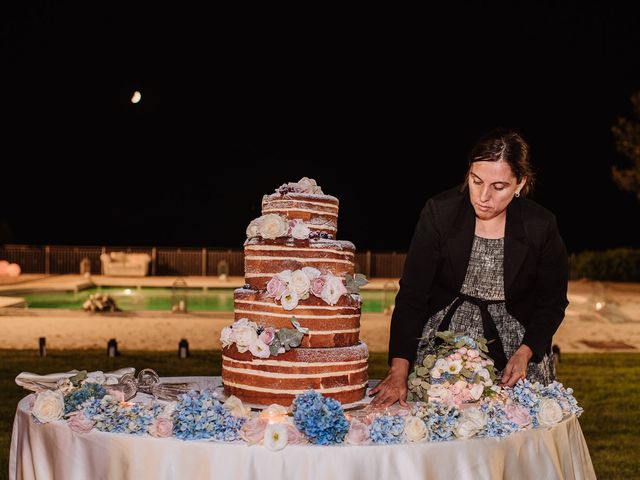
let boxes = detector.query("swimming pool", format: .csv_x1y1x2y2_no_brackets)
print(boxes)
21,287,398,313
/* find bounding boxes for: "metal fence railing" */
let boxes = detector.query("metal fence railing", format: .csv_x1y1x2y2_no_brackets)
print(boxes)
0,244,407,278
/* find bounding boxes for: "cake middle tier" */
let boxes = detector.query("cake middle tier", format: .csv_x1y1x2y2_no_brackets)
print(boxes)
234,288,361,347
244,237,356,290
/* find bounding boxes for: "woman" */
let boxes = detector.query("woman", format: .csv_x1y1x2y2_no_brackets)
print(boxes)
370,128,569,407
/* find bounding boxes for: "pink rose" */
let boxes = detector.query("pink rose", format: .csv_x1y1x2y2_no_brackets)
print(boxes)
240,417,268,445
346,419,370,445
105,387,125,402
259,327,276,345
506,404,532,428
148,416,173,438
467,349,480,359
285,423,308,445
266,276,287,300
67,411,95,434
310,277,326,297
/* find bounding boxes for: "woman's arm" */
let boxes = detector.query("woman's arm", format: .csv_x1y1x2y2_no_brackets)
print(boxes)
371,200,443,406
387,199,443,366
522,214,569,362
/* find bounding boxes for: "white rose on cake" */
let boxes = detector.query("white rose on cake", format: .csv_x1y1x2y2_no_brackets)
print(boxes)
234,325,259,353
258,214,289,239
320,274,347,305
291,177,323,194
537,398,563,427
32,390,65,423
246,218,261,238
289,270,311,299
290,220,311,240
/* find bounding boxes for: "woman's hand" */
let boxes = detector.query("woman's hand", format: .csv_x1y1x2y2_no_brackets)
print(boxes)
369,358,410,407
500,344,533,387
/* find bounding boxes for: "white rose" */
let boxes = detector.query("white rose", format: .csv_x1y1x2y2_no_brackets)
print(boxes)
404,415,428,442
276,270,293,283
290,221,311,240
264,423,288,451
301,267,321,280
32,390,65,423
258,214,289,239
246,218,261,238
454,407,487,439
537,398,563,427
320,276,346,305
220,326,234,348
430,367,442,379
289,270,311,299
224,395,252,418
234,325,259,353
280,289,299,310
249,339,271,358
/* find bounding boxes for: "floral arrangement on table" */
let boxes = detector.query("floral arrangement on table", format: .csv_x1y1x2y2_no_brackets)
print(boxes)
265,268,367,309
407,331,498,406
23,329,584,450
220,317,308,358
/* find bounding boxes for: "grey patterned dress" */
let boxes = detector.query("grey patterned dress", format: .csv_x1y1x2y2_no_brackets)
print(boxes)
415,235,556,385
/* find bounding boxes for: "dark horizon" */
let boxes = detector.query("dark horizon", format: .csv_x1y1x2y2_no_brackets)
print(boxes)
2,3,640,254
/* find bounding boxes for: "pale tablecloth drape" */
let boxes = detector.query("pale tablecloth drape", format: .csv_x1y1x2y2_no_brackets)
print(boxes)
9,379,596,480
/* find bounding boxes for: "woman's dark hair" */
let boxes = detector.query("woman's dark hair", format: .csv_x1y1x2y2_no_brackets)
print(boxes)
465,128,535,196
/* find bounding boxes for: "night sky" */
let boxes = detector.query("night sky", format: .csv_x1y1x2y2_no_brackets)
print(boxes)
2,2,640,254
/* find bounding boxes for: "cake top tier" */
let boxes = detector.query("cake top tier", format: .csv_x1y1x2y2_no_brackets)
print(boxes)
258,177,340,238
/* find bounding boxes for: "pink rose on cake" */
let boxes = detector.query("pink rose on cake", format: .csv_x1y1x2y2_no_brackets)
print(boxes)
266,276,287,300
258,327,276,345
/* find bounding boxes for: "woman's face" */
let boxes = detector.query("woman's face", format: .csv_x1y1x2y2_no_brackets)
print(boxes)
468,161,526,220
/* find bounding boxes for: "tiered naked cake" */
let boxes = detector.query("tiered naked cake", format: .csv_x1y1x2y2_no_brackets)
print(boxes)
221,177,369,406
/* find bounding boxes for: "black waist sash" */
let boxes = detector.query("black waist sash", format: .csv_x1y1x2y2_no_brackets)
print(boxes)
436,292,509,371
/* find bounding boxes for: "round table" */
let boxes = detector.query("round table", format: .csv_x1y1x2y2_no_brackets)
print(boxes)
10,377,597,480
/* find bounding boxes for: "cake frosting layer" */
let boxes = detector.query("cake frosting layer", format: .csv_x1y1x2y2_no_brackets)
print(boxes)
262,192,339,236
244,237,355,290
222,342,369,405
234,288,361,348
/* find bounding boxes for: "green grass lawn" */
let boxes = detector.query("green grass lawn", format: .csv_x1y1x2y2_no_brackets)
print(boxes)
1,350,638,479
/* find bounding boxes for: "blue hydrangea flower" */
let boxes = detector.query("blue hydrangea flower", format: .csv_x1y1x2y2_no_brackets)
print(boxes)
64,383,107,414
369,415,405,444
173,390,245,441
292,390,349,445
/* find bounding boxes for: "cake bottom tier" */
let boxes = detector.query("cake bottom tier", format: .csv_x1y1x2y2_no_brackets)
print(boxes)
222,342,369,406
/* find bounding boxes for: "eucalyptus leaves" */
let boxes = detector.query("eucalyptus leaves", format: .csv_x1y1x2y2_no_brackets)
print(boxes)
220,317,308,358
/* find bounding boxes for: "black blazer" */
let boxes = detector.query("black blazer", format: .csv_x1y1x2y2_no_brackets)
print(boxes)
388,186,569,366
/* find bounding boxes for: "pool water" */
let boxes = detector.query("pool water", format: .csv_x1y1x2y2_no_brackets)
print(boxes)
22,287,398,313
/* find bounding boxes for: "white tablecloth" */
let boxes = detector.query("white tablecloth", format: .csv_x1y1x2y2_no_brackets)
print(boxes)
10,377,597,480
